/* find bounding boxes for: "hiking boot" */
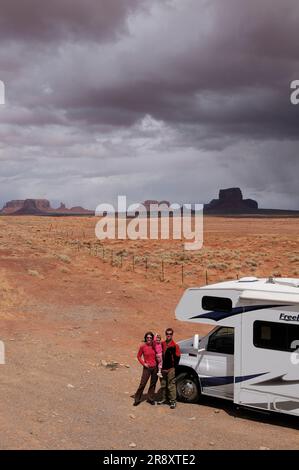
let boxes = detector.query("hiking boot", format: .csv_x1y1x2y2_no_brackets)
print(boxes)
170,401,176,409
156,399,167,405
133,400,141,406
147,399,155,405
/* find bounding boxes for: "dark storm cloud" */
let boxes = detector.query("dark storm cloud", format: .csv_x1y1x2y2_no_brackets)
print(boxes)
13,0,296,139
0,0,146,42
0,0,299,209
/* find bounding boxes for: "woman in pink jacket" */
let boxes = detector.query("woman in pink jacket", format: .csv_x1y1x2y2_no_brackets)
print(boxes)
134,331,158,406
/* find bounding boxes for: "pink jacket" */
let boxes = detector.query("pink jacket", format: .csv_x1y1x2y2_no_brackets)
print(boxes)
153,338,162,355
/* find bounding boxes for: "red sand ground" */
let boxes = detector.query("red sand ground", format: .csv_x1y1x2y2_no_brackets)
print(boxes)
0,215,298,449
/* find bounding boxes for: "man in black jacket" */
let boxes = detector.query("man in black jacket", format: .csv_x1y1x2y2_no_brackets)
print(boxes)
157,328,181,409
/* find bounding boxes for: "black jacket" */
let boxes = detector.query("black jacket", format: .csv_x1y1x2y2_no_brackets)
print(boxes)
162,340,181,370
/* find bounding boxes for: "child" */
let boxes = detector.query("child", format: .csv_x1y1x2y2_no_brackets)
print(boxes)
153,334,163,378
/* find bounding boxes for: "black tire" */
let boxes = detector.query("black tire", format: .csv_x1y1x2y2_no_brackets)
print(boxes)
176,372,200,403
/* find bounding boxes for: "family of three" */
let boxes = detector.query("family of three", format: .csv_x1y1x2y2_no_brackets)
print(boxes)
133,328,181,409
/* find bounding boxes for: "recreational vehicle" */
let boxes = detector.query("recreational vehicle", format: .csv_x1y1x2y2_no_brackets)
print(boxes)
175,277,299,416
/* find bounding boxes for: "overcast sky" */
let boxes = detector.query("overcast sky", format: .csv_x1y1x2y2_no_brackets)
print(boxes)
0,0,299,209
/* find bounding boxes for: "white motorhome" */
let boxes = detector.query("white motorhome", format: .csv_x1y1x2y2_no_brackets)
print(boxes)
175,277,299,416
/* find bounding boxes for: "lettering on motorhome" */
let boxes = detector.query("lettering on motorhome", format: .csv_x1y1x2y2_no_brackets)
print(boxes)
280,313,299,322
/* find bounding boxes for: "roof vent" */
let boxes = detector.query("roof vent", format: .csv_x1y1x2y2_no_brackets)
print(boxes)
269,278,299,288
238,277,258,282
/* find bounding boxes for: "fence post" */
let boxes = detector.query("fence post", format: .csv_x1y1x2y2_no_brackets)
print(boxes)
132,255,135,272
145,257,148,274
120,253,123,268
161,259,164,282
111,250,113,265
205,270,208,285
181,264,184,286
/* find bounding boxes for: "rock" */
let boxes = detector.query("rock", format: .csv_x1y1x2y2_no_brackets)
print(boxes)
12,199,49,215
102,361,119,370
214,410,220,414
209,442,215,446
129,414,136,420
1,199,26,214
125,364,130,368
105,291,112,294
204,188,258,214
129,442,137,448
0,198,94,215
189,417,196,421
141,200,170,214
67,383,75,389
27,269,40,277
259,446,270,450
1,198,51,214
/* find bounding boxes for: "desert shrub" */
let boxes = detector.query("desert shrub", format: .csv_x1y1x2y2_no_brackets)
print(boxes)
57,254,71,264
27,269,39,277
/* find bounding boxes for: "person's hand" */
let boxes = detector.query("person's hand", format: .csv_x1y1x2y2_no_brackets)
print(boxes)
144,363,149,368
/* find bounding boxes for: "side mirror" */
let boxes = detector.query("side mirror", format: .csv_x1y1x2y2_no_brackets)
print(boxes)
193,334,199,350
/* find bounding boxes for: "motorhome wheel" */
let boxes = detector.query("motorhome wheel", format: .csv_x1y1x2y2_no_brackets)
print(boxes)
176,372,200,403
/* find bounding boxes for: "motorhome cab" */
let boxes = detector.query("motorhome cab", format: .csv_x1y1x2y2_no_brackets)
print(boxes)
175,277,299,416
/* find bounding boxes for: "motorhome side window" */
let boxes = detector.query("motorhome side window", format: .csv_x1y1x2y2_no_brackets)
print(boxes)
202,296,232,313
207,327,234,355
253,320,299,352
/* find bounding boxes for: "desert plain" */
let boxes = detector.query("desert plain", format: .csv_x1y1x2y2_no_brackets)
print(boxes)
0,215,298,449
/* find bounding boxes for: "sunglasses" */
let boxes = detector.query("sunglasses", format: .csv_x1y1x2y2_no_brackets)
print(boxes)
166,333,173,336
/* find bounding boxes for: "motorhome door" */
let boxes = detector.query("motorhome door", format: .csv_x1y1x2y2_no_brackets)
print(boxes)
199,327,234,400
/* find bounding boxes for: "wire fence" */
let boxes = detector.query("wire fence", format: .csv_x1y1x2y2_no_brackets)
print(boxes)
38,220,299,286
46,224,244,287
